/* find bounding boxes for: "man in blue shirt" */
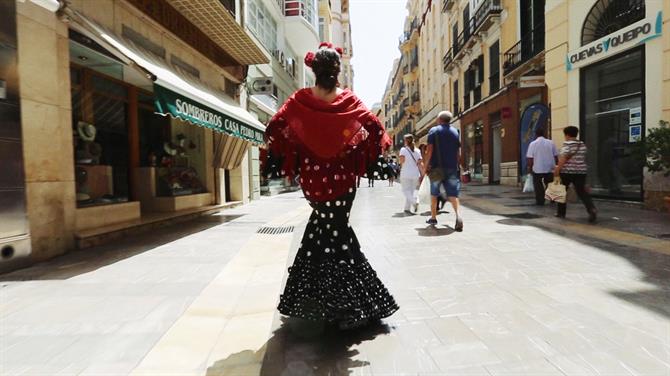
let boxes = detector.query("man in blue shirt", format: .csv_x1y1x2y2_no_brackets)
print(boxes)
424,111,463,231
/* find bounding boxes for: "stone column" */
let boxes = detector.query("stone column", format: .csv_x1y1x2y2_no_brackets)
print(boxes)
16,1,76,260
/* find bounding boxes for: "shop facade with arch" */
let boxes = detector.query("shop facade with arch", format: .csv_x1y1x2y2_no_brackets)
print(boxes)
545,0,669,207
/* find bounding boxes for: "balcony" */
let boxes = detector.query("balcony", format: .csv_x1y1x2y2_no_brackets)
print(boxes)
442,0,456,12
474,0,502,34
443,47,455,72
503,22,545,76
443,0,502,72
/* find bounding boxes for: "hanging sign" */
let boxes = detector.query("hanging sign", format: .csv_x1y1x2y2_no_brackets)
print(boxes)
566,11,663,71
519,103,550,174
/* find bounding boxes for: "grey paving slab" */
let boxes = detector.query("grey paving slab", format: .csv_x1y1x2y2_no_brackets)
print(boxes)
2,182,670,375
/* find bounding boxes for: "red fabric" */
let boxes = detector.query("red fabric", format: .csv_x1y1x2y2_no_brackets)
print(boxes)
266,88,391,202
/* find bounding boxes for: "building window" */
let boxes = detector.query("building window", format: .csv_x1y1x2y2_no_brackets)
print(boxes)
285,0,317,28
247,0,278,53
581,0,645,46
453,79,459,114
489,41,500,93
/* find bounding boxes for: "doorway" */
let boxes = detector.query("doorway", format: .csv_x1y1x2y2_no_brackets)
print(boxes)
490,114,502,184
581,48,644,200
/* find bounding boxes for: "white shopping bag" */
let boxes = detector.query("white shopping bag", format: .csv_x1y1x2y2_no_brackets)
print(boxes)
522,174,534,193
545,178,567,203
418,177,431,206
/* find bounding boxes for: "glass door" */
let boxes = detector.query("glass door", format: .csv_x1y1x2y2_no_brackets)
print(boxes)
581,48,644,200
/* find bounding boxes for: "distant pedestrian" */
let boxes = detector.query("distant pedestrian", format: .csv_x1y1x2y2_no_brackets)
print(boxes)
264,44,398,329
385,156,397,187
399,134,424,214
526,126,558,205
424,111,463,231
554,126,597,223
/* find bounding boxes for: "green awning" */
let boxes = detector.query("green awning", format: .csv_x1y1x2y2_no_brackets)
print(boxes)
154,84,264,144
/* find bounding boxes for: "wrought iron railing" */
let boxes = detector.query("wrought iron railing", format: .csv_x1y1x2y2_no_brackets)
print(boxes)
444,0,502,73
474,0,502,29
463,94,470,111
503,22,545,76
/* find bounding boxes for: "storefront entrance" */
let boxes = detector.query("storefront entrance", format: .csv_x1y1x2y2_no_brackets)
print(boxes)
581,48,644,200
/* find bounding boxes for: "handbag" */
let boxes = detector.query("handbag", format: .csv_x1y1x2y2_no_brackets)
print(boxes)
428,131,445,182
522,173,534,193
545,177,567,203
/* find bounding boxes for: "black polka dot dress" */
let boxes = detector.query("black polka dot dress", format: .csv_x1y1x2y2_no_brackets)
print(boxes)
277,189,399,325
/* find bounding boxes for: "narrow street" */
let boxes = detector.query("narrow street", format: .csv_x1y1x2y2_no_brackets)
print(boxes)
2,183,670,375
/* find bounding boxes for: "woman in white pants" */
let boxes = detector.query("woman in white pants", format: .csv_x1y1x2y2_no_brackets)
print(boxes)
398,134,424,214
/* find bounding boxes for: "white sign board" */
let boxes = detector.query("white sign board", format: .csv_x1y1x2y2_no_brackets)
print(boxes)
566,11,663,71
629,107,642,125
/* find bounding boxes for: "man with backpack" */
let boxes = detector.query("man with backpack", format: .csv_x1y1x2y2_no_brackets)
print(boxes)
424,111,463,231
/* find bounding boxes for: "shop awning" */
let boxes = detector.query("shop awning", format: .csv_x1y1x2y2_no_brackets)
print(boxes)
67,9,266,144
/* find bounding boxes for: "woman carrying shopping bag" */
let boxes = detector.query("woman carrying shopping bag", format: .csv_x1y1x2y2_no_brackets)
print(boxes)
553,126,597,223
399,134,424,214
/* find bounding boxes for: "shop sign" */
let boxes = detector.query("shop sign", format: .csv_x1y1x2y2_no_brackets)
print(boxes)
154,85,265,144
629,125,642,143
629,107,642,125
566,11,663,71
519,103,549,174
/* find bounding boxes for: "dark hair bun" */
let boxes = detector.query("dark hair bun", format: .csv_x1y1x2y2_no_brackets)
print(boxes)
311,48,341,91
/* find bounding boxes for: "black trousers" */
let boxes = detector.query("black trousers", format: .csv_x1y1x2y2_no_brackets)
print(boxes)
532,172,554,205
557,173,596,217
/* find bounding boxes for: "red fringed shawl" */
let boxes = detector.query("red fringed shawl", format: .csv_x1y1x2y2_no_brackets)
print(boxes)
265,88,391,202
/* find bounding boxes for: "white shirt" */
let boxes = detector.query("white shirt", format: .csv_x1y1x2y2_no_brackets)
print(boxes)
399,146,422,179
526,136,558,173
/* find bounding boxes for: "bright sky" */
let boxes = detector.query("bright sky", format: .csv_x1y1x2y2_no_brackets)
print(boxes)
350,0,408,108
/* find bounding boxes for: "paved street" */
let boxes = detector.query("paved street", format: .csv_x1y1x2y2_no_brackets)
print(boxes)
2,182,670,375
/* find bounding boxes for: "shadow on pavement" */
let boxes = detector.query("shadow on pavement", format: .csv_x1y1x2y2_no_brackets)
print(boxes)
0,214,243,281
415,225,455,237
467,200,670,321
206,317,392,376
392,212,416,218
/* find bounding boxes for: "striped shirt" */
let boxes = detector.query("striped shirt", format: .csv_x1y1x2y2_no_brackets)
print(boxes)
560,141,588,174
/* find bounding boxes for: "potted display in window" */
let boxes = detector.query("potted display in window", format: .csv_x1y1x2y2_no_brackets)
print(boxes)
634,120,670,211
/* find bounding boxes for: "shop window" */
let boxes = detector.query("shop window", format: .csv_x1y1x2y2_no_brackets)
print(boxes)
152,119,208,198
463,122,484,178
71,67,130,207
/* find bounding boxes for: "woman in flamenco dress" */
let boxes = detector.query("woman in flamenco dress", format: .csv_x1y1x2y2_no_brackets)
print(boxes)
264,44,399,330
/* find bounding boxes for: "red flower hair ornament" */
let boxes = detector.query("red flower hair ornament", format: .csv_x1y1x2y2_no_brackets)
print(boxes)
304,43,344,68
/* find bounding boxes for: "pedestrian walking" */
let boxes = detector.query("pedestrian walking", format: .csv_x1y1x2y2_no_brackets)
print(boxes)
424,111,463,231
553,126,597,223
526,126,558,205
399,134,424,214
385,156,397,187
264,43,398,330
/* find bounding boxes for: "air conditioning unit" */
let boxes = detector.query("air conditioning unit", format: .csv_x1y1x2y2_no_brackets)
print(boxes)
249,78,273,95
